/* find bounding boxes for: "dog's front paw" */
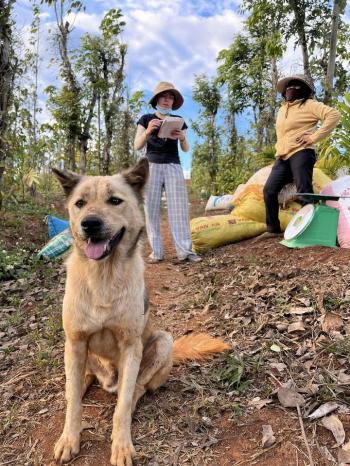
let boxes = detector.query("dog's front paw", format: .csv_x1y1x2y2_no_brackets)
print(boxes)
110,436,136,466
54,432,80,464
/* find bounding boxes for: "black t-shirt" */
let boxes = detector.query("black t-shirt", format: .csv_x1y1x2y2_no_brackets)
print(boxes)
137,113,188,164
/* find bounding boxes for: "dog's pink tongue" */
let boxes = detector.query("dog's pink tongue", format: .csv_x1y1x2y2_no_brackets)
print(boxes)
85,240,108,260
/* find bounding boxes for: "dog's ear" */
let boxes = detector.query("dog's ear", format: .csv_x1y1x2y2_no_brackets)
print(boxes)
52,168,81,197
123,158,149,196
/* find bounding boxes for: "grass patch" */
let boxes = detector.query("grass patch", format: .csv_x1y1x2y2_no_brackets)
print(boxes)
0,404,18,436
0,242,33,280
323,336,350,358
211,353,251,394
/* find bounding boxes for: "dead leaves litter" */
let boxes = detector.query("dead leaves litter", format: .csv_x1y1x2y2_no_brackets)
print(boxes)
261,424,276,448
321,415,345,446
277,388,306,408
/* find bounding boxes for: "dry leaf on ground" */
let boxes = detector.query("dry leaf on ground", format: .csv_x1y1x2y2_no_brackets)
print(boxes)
322,313,344,333
287,321,305,333
318,445,336,463
261,424,276,448
321,415,345,446
338,370,350,385
338,448,350,464
339,441,350,464
308,402,339,420
269,362,287,373
248,397,273,410
277,388,306,408
289,306,314,315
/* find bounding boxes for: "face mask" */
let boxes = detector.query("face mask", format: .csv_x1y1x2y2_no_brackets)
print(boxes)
156,105,172,115
285,86,307,102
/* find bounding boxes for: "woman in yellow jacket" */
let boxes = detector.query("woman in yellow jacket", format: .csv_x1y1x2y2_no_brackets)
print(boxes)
260,74,340,239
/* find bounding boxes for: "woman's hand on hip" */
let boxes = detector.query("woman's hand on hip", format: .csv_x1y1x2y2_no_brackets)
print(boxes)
171,129,185,141
296,132,313,145
146,119,161,136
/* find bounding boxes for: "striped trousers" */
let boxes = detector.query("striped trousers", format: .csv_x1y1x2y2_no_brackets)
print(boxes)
145,163,194,260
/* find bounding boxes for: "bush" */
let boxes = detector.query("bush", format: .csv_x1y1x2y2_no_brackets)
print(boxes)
0,243,32,280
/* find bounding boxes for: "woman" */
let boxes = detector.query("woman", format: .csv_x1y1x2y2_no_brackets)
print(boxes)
258,74,340,240
134,81,201,263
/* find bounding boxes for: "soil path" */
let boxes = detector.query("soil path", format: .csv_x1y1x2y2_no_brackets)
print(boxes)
1,210,350,465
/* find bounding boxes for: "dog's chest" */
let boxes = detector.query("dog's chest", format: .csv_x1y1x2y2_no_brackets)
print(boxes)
65,256,146,337
84,291,145,336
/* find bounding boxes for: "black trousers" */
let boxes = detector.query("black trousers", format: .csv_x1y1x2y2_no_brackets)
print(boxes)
263,149,316,233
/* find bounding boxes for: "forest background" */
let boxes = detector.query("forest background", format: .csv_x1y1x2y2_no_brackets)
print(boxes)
1,0,350,209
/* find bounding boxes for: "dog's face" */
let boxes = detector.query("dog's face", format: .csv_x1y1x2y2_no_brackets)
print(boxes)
53,159,149,261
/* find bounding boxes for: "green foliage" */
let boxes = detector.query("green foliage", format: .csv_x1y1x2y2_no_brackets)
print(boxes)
323,336,350,358
254,145,276,168
112,89,145,170
317,93,350,177
3,0,350,210
212,353,251,394
218,0,286,154
22,169,40,190
100,8,125,40
215,158,251,194
191,75,222,193
41,0,85,15
190,143,213,194
192,74,221,117
0,242,32,280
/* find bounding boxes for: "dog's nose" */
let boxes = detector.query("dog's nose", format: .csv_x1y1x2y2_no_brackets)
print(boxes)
81,216,103,235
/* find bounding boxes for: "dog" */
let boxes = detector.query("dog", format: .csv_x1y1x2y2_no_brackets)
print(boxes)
52,158,229,465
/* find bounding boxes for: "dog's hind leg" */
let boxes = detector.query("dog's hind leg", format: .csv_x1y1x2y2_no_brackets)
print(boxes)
82,373,95,398
132,330,173,413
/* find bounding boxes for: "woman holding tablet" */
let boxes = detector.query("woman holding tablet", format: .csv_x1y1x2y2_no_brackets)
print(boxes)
134,81,201,263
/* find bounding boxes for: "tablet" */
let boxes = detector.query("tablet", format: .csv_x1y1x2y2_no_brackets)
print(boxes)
157,117,184,139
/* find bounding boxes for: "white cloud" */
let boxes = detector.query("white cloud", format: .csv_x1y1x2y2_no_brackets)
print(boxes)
68,11,101,34
67,4,243,95
123,8,243,93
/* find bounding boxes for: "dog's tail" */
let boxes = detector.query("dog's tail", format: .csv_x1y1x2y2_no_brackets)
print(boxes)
173,333,230,365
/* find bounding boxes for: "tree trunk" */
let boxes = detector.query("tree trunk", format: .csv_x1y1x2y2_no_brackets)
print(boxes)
120,110,131,169
289,0,313,82
54,0,80,171
208,114,217,193
97,94,102,173
324,0,341,104
31,8,40,169
79,91,97,174
66,134,76,170
228,113,237,160
265,56,278,146
255,104,265,153
79,138,88,175
102,121,113,175
0,0,16,209
101,46,126,175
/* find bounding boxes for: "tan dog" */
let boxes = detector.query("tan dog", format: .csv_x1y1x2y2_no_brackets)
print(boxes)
52,159,229,466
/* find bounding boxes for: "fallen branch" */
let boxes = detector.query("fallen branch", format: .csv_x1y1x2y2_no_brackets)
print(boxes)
297,405,315,466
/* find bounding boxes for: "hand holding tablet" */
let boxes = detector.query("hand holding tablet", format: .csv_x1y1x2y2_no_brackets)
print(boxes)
158,117,184,139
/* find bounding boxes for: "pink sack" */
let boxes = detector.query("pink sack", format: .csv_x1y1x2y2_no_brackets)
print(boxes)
321,176,350,248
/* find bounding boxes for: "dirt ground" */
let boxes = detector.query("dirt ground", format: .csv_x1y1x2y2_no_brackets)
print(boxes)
1,203,350,466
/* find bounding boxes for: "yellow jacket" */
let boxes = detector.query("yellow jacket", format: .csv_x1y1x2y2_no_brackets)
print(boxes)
275,98,340,160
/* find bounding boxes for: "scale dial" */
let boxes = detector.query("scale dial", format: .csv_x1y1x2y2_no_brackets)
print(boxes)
284,204,315,240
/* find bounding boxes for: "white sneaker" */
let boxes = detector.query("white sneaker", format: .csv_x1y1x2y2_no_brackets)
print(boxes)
187,254,202,263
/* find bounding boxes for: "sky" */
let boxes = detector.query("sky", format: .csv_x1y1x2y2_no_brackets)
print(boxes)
13,0,350,177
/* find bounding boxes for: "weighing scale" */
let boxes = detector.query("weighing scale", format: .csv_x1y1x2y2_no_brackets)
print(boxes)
281,193,349,249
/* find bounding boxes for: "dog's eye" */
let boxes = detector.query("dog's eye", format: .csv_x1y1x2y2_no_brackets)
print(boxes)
75,199,86,208
108,197,123,206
